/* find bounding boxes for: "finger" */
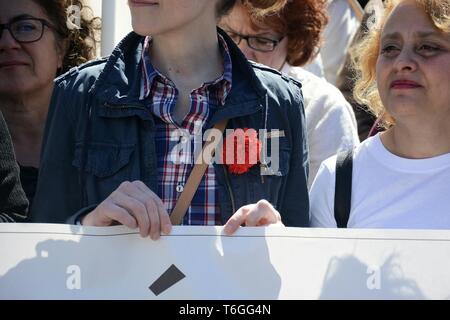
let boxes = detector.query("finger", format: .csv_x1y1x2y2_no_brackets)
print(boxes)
101,201,138,230
246,200,280,227
145,198,161,240
112,190,150,237
122,182,160,238
223,205,252,235
133,181,172,235
158,207,172,235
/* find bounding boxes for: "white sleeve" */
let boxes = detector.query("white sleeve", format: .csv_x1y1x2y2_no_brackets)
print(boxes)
309,157,338,228
306,85,359,185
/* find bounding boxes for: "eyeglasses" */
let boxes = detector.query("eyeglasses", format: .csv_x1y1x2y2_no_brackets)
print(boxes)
225,30,284,53
0,18,56,44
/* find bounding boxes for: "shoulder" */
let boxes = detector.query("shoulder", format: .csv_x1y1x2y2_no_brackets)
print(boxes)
287,66,348,104
317,154,339,179
250,61,303,91
249,61,305,117
315,136,377,179
287,66,356,124
54,57,109,90
48,57,110,125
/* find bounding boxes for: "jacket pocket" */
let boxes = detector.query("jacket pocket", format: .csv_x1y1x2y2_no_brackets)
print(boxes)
72,142,135,178
228,150,290,210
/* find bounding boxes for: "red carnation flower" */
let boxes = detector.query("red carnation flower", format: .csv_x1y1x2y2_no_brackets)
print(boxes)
221,128,262,175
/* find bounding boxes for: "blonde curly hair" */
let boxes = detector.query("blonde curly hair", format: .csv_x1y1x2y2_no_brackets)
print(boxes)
352,0,450,128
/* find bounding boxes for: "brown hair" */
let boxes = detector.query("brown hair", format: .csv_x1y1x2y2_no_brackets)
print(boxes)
242,0,328,66
352,0,450,128
33,0,101,75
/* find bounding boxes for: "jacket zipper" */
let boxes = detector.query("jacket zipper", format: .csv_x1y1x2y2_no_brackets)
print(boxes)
222,165,236,214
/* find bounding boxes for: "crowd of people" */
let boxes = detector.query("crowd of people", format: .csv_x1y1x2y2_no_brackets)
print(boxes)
1,0,449,233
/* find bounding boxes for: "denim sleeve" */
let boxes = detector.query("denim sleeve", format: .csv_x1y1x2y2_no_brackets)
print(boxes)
31,79,86,224
279,82,310,227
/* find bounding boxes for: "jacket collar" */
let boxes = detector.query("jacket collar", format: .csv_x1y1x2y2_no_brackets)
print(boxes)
91,29,267,111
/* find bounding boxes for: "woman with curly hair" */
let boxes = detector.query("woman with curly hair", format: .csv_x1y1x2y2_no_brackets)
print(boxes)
310,0,450,229
220,0,360,185
0,0,100,207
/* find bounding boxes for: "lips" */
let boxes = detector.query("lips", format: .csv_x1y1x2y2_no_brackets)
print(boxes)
129,0,159,6
0,61,28,68
390,80,423,89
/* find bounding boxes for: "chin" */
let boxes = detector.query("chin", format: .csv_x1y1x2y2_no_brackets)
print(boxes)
0,81,25,96
131,14,163,36
388,101,421,116
0,87,27,97
132,23,160,37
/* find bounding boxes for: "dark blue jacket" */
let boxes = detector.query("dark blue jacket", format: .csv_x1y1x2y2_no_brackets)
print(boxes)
31,30,310,226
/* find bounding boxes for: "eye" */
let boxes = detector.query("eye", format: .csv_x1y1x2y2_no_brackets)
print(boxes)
253,37,274,46
381,45,400,56
13,21,38,33
417,44,440,54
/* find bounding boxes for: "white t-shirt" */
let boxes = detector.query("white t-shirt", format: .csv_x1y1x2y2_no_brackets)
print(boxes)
282,64,359,186
310,134,450,229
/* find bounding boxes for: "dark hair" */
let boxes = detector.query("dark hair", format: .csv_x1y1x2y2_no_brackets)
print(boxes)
33,0,101,75
217,0,238,17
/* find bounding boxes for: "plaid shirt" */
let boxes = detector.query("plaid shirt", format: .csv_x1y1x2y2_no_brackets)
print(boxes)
140,35,232,225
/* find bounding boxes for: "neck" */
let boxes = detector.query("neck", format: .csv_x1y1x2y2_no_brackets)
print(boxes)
381,116,450,159
0,86,52,167
150,25,223,90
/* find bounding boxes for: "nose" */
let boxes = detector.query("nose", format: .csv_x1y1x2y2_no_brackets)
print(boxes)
393,48,418,73
0,27,21,51
238,41,258,62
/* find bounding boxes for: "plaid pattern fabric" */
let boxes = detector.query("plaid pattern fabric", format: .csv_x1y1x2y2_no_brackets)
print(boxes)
140,35,232,225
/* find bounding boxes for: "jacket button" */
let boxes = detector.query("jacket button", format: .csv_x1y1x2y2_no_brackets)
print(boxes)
176,185,184,193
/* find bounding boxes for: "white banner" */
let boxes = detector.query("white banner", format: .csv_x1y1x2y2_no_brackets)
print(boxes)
1,224,450,300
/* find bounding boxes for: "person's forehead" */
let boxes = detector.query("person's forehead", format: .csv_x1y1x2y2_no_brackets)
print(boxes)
0,0,47,23
222,5,276,35
381,1,435,37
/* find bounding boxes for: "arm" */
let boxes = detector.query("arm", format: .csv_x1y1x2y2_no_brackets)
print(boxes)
278,82,310,227
309,159,338,228
307,88,359,185
31,78,86,223
0,111,28,222
32,76,171,239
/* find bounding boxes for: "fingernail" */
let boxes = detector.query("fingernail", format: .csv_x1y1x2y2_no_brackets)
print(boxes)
162,224,172,235
151,233,160,241
223,224,233,235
